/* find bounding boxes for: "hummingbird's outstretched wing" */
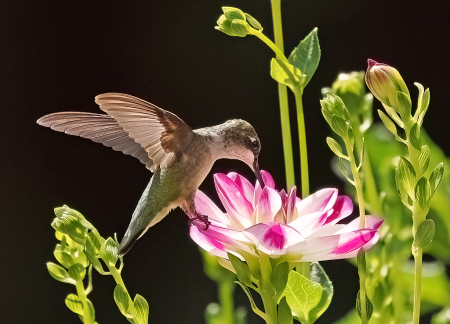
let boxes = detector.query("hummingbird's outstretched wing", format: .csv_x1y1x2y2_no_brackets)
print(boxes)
95,93,194,172
37,112,153,169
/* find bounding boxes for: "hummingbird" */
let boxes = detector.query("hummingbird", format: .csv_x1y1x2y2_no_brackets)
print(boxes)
37,93,264,256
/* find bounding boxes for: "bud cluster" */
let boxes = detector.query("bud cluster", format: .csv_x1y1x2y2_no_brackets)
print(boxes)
215,7,262,37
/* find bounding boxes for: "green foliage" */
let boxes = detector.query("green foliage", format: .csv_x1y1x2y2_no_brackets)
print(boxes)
65,294,84,315
278,297,294,324
288,28,321,87
228,253,253,288
308,262,334,323
356,291,373,320
270,58,304,91
134,294,150,324
271,261,289,298
414,219,435,249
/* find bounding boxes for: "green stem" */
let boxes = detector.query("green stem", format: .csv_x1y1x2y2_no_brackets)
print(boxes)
344,137,367,323
260,253,278,324
296,262,310,279
270,0,296,189
109,264,136,317
218,279,235,324
294,87,309,197
75,280,93,324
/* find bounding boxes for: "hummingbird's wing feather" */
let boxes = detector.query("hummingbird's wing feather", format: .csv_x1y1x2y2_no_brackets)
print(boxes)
95,93,194,172
37,112,153,169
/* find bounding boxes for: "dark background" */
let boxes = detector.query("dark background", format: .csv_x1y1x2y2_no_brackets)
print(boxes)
1,0,449,323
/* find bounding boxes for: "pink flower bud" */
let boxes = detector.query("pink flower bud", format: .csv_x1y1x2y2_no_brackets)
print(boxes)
365,59,410,110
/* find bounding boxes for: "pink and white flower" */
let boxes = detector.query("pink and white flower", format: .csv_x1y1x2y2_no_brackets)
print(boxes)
190,171,383,262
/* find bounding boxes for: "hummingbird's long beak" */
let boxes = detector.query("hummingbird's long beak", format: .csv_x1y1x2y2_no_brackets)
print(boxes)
253,155,265,188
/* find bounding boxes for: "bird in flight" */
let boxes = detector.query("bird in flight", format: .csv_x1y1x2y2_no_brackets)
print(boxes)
38,93,264,256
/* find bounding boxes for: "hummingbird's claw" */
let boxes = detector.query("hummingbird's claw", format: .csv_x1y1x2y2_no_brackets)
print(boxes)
188,213,211,230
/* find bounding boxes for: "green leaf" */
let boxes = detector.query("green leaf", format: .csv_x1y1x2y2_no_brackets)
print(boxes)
321,108,333,127
54,248,75,269
65,294,83,315
47,262,75,284
395,166,411,208
51,213,86,246
410,123,422,151
68,263,86,281
222,7,246,21
278,297,293,324
288,28,320,87
398,156,416,198
227,253,253,287
326,137,347,159
429,162,444,195
418,145,431,177
87,230,103,254
270,58,304,91
383,104,404,128
86,251,108,275
133,294,149,324
86,299,95,323
271,261,289,297
378,110,397,136
396,91,412,118
331,115,349,138
356,291,373,320
114,284,131,317
99,237,118,266
235,281,265,318
245,13,262,30
308,262,333,323
339,158,354,186
282,270,323,323
415,177,431,211
414,219,435,249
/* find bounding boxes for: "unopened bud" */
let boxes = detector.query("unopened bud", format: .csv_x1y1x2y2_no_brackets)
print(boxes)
365,59,410,112
222,7,246,21
216,7,251,37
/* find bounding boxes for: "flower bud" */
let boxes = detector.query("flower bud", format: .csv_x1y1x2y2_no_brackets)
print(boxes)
365,59,410,111
216,7,250,37
222,7,246,21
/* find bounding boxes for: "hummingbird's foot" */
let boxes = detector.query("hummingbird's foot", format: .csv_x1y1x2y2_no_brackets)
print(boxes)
188,213,211,230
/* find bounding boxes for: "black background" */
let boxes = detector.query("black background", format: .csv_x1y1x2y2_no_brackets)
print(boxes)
1,0,449,323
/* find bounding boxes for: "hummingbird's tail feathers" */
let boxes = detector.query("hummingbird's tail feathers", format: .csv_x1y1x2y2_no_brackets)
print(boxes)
37,112,153,169
118,228,144,257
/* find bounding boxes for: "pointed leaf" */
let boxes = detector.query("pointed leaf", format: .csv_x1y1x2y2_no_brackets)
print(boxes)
356,291,373,320
378,110,397,136
398,156,416,198
331,115,349,138
282,270,323,323
396,91,412,118
228,253,253,287
415,177,431,211
288,28,321,87
383,104,404,128
114,284,131,316
65,294,83,315
326,137,347,159
278,297,294,324
308,262,333,323
47,262,75,284
133,294,149,324
418,145,430,177
395,167,411,208
321,108,333,127
99,237,118,266
270,58,304,91
54,248,75,269
271,261,289,297
245,13,262,30
339,158,354,185
410,123,422,151
429,162,444,195
235,281,265,318
414,219,435,249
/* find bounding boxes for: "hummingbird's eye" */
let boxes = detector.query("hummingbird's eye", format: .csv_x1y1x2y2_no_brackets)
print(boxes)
252,140,259,151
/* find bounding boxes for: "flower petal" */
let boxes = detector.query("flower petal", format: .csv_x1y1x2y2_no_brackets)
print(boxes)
214,173,253,229
244,222,304,256
227,172,255,205
336,216,384,234
323,196,353,225
296,188,338,216
253,170,276,206
288,210,330,237
194,190,230,225
256,187,282,223
190,226,228,259
286,187,298,223
332,229,377,255
326,232,380,260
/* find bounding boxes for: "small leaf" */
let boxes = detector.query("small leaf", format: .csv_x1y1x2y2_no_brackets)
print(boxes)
429,163,444,195
418,145,430,177
398,156,416,198
133,294,149,324
235,281,265,318
326,137,348,159
65,294,83,315
282,270,323,323
414,219,435,249
86,230,103,255
396,91,412,118
378,110,397,136
308,262,333,323
54,248,75,269
356,291,373,320
68,263,86,281
331,115,349,138
395,167,411,208
227,253,253,287
86,251,108,275
271,261,289,297
270,58,304,91
47,262,75,284
230,20,249,37
288,28,321,87
410,123,422,151
278,297,293,324
114,284,131,316
415,177,431,211
383,104,404,128
245,13,262,30
339,158,354,186
321,108,333,127
99,237,118,266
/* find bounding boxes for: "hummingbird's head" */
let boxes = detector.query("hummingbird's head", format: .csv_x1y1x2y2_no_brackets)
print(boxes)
219,119,265,187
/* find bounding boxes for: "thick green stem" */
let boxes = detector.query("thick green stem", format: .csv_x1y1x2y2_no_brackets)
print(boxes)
75,280,93,324
269,0,296,189
218,279,235,324
294,88,309,197
260,253,278,324
344,137,367,323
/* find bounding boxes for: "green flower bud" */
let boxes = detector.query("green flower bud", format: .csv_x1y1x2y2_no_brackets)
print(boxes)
231,20,249,37
51,207,86,246
365,59,410,112
215,14,234,36
222,7,246,21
